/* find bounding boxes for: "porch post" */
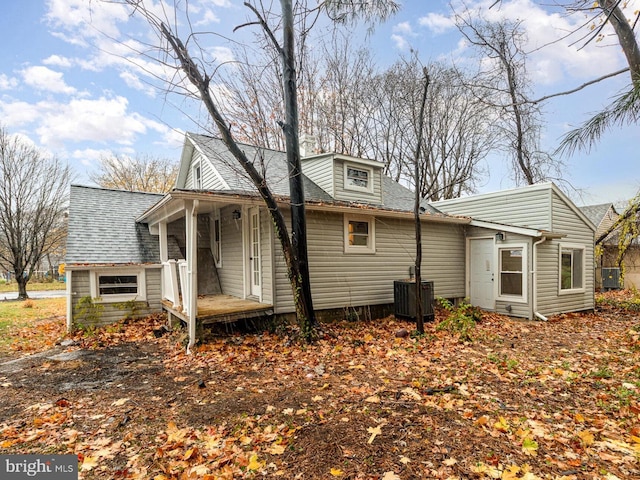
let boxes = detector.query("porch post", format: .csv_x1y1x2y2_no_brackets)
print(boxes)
186,199,199,353
159,221,168,262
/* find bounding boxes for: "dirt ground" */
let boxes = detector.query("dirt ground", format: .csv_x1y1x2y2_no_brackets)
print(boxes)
2,298,640,479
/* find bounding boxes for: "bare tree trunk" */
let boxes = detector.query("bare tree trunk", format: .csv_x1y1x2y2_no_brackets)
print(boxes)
598,0,640,83
414,68,430,334
280,0,316,335
159,20,317,341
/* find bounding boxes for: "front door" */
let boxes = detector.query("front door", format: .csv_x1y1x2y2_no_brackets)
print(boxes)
469,238,494,310
249,207,261,298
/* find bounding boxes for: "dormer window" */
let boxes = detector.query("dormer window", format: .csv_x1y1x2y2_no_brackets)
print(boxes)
345,164,373,193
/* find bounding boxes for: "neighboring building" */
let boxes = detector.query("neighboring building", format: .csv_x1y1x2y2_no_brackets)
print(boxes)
66,133,596,348
579,203,619,289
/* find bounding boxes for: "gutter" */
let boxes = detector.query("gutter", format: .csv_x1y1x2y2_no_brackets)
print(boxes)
532,237,548,321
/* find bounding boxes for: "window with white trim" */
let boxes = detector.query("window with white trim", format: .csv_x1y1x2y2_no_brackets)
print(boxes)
344,164,373,193
344,215,375,253
193,162,202,189
90,269,146,302
560,244,584,292
498,246,525,299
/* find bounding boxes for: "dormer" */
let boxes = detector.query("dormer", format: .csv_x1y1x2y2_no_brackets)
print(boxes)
301,153,384,205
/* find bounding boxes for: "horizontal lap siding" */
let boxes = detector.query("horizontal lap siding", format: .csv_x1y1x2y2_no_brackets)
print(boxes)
537,192,595,316
274,211,465,313
260,209,273,305
436,189,551,230
301,157,334,196
467,226,533,318
70,267,162,327
333,161,383,204
217,205,245,298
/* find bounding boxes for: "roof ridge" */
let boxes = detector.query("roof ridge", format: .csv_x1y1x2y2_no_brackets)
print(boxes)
71,184,165,196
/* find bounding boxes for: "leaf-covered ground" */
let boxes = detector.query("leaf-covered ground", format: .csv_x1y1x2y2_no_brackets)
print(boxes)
1,292,640,479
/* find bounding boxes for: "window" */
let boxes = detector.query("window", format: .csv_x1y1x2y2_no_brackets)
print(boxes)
193,163,202,189
344,164,373,193
560,245,584,292
498,245,526,300
90,269,146,302
344,215,375,253
211,210,222,267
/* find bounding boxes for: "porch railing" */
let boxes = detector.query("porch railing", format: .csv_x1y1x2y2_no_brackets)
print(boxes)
178,260,188,316
162,260,181,309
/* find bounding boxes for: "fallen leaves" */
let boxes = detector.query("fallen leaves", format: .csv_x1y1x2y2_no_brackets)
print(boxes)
2,294,640,478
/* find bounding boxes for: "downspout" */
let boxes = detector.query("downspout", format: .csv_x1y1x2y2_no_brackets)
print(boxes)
532,237,548,321
187,200,199,353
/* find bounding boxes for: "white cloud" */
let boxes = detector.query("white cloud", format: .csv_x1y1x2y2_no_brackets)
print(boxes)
418,13,455,34
45,0,130,43
0,74,18,90
20,66,77,95
71,147,113,166
393,21,414,36
391,34,410,51
43,55,73,68
426,0,635,85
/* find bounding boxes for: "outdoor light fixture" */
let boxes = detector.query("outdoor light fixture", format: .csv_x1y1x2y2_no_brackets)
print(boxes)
495,232,505,241
232,209,241,220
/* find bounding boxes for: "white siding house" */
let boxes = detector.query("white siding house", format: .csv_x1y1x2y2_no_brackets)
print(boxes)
66,134,596,349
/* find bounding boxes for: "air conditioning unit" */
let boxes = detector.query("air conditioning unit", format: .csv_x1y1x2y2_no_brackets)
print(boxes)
394,280,435,321
602,267,621,290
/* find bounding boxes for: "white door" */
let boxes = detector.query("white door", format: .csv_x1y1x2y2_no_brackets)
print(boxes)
249,207,261,297
469,238,494,310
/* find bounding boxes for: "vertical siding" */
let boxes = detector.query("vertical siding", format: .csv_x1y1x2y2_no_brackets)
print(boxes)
333,160,383,205
536,192,595,316
435,188,551,230
70,267,162,327
273,210,466,313
301,156,335,196
216,204,245,297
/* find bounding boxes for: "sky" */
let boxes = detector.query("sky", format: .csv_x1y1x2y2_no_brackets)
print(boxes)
0,0,638,207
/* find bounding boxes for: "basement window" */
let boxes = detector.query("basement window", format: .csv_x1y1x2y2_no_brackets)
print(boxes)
90,269,146,302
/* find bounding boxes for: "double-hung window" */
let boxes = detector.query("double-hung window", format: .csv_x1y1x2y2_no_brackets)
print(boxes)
497,244,527,301
344,164,373,193
344,215,375,254
559,244,585,293
193,162,202,189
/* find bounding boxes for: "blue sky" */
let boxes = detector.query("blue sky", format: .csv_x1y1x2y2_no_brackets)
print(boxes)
0,0,638,206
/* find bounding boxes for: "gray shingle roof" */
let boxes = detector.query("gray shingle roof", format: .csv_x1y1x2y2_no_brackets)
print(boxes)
190,133,440,214
579,203,614,230
66,185,163,265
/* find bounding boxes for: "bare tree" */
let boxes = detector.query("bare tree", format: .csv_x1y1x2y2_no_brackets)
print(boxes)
0,127,72,299
114,0,397,340
372,58,492,200
456,14,561,185
90,154,179,193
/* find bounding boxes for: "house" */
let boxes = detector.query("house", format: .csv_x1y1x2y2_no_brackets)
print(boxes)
579,203,619,289
66,133,595,348
580,202,640,290
433,183,596,320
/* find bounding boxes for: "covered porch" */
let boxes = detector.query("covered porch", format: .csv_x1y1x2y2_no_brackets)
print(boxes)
161,294,273,325
139,191,274,350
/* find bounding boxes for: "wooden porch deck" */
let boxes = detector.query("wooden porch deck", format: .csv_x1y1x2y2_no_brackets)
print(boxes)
162,294,274,325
